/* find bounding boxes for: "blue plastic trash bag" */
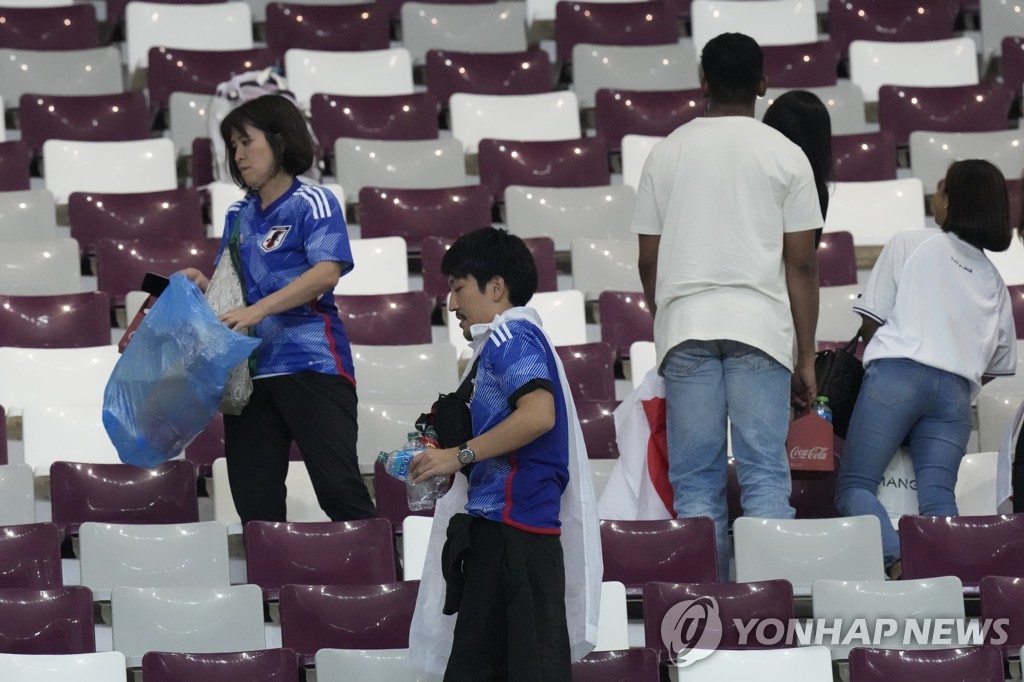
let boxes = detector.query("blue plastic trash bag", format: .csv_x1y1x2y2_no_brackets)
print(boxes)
103,273,260,468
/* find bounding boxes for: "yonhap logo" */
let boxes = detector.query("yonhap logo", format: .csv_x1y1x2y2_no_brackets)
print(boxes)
660,596,723,667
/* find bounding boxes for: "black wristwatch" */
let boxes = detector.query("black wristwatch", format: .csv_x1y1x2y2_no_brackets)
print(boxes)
457,443,476,465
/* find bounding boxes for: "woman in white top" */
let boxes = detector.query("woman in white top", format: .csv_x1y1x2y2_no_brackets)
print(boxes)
835,159,1017,575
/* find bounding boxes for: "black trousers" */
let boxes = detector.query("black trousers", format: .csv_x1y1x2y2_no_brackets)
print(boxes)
224,372,376,523
444,516,571,682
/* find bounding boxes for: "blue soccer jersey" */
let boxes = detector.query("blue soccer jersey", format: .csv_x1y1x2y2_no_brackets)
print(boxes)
215,179,356,381
465,318,570,533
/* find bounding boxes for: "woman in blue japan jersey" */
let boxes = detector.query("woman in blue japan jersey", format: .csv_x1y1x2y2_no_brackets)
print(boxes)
182,95,375,523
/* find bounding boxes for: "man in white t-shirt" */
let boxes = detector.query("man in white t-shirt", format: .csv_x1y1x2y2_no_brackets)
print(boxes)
633,32,822,578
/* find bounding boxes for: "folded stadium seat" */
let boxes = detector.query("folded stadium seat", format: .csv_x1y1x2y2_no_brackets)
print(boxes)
334,138,465,204
401,2,528,65
597,290,652,362
68,188,205,259
0,140,31,191
146,46,278,117
43,139,177,205
572,43,700,110
78,521,228,601
111,585,265,668
760,41,838,89
690,0,817,54
279,581,419,665
0,4,99,50
734,517,886,596
827,0,957,63
574,399,619,459
265,2,389,58
557,343,617,402
284,48,414,110
358,185,491,251
849,37,979,105
333,237,410,295
19,92,150,158
314,647,443,682
812,577,964,660
979,575,1024,658
0,47,123,109
124,1,253,80
143,649,302,682
478,137,609,202
899,514,1024,591
211,458,331,525
0,464,32,525
755,83,868,136
449,91,582,157
571,648,660,682
847,645,1005,682
336,292,434,346
0,238,81,295
0,292,110,348
0,189,58,242
554,0,677,66
594,88,702,153
620,134,662,192
815,231,858,287
600,518,719,595
245,519,397,601
424,49,552,109
570,237,642,301
0,523,62,589
0,345,118,410
878,82,1014,148
831,132,897,182
505,184,634,249
824,178,925,247
50,461,199,536
0,587,95,655
980,0,1024,67
94,236,219,308
909,128,1024,195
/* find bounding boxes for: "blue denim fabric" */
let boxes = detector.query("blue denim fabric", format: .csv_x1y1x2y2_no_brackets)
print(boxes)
662,339,796,580
835,358,972,565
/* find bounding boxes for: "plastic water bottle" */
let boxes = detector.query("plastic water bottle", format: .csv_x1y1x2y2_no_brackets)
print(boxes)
814,396,833,424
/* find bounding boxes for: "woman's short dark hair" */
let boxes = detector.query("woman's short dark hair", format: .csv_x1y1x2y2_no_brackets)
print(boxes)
943,160,1012,252
219,94,314,189
763,90,833,220
441,227,538,307
700,32,764,105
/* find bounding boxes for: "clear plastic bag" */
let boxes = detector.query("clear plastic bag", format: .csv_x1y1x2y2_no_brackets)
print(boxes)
102,273,261,468
205,253,252,414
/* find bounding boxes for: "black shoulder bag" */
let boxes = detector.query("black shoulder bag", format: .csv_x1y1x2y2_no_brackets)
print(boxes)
417,359,479,449
814,334,864,439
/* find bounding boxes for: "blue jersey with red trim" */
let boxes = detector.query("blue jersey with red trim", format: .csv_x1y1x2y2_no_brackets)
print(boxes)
464,318,569,533
215,179,355,381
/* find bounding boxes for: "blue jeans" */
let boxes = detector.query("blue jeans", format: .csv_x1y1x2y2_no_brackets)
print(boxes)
662,340,795,580
835,358,972,565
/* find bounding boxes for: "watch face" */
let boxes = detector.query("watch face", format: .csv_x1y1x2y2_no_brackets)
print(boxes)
458,447,475,464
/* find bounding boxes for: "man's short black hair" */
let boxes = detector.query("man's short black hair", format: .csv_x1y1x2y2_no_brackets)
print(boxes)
701,32,764,106
441,227,538,307
220,94,314,189
943,159,1013,252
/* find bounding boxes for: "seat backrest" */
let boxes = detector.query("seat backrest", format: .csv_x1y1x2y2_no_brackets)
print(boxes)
310,92,439,160
449,91,582,155
690,0,817,54
909,128,1024,194
828,0,958,58
111,585,266,667
334,137,466,199
733,516,886,596
0,522,62,589
0,140,31,191
0,464,33,526
333,236,410,296
816,231,858,287
757,82,867,135
899,514,1024,587
668,646,834,680
94,236,219,306
211,457,331,524
570,237,641,300
78,521,229,599
831,131,897,182
555,0,677,63
479,137,609,201
19,92,150,156
505,184,634,248
400,515,434,581
847,644,1005,681
425,48,551,105
600,518,719,592
986,233,1024,286
571,648,661,682
284,48,414,107
167,92,211,157
265,2,389,56
598,290,653,360
244,519,397,600
336,291,434,345
0,238,81,295
279,581,419,663
981,0,1024,59
572,43,701,109
954,451,999,516
147,46,278,112
594,88,703,152
849,37,979,103
124,1,253,73
878,82,1014,147
0,651,126,680
401,2,527,63
0,292,110,348
357,404,420,473
68,187,205,255
823,178,925,246
0,586,95,655
142,648,302,682
314,647,443,682
979,575,1024,655
351,342,458,403
812,576,964,659
43,138,177,204
556,343,616,402
0,346,118,410
358,185,491,249
629,340,657,387
0,4,99,50
0,189,57,241
816,284,863,343
621,134,663,191
0,47,122,105
761,40,838,88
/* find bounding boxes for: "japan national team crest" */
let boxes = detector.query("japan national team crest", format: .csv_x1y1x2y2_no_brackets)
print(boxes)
260,226,291,252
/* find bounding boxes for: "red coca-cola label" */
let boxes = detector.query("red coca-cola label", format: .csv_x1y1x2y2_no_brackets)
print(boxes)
786,414,834,471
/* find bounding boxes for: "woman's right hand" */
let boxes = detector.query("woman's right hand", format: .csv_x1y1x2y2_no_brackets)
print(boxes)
178,268,210,293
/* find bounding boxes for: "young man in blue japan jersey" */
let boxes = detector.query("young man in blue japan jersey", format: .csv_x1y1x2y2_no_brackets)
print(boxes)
410,228,575,680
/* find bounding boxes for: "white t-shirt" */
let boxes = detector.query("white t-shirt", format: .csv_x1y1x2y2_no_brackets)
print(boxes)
631,116,822,371
855,228,1016,393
